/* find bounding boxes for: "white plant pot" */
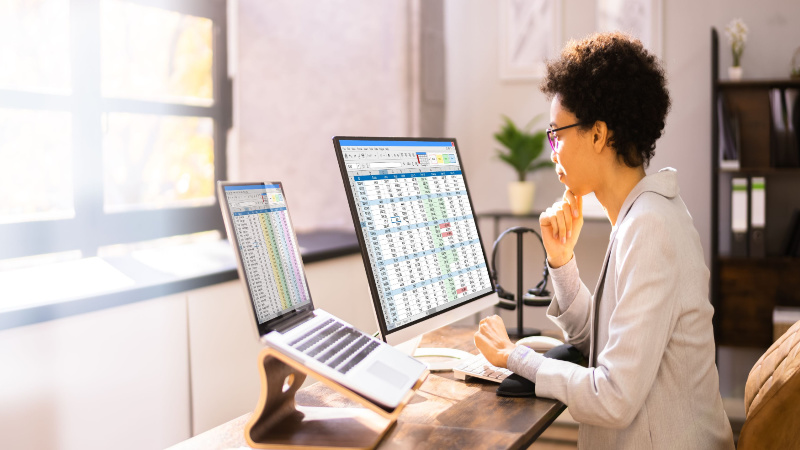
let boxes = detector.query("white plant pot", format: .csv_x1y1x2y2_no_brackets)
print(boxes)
728,66,743,81
508,181,536,215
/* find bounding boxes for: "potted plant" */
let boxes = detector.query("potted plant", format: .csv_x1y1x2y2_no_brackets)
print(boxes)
494,115,554,215
725,18,748,80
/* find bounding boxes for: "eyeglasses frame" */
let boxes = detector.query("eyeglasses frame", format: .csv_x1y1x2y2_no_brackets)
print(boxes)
546,122,583,153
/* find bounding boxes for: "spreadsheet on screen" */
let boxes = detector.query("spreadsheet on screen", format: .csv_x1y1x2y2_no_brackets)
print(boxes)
223,184,311,324
340,140,492,332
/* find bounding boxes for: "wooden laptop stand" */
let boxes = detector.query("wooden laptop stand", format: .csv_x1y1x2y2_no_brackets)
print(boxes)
244,347,428,449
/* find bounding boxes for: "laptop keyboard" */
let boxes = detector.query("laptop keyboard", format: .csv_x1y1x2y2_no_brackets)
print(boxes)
289,318,335,347
289,318,380,374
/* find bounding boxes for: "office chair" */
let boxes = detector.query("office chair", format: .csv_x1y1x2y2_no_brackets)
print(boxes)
737,319,800,449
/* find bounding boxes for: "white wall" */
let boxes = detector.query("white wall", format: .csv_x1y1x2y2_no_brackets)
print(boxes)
234,0,412,234
444,0,800,396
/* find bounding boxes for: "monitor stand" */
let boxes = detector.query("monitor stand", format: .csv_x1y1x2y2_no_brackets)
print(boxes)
393,334,475,372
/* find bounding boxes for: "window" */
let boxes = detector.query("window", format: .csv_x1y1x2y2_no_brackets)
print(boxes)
0,0,230,263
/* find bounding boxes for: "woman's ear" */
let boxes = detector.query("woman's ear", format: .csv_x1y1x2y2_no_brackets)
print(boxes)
592,120,610,153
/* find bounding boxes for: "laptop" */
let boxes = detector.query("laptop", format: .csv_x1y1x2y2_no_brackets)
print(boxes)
217,181,427,410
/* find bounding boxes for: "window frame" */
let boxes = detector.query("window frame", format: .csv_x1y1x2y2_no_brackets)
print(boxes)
0,0,231,261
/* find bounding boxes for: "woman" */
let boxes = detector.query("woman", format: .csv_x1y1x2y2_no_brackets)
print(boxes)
474,32,734,449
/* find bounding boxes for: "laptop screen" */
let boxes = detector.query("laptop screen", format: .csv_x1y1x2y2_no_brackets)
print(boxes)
333,137,494,336
220,182,312,329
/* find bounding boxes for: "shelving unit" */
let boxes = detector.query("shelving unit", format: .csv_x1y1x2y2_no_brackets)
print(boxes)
710,28,800,348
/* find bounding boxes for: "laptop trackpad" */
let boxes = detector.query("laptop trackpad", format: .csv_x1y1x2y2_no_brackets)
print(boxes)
368,360,409,388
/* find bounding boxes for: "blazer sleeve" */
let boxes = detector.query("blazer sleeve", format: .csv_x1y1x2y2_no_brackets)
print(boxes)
545,257,594,357
534,211,680,429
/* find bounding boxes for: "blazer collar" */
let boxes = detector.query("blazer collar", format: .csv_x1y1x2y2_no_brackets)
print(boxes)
612,167,679,232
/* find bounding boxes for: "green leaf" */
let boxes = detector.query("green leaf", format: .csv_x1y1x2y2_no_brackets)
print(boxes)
493,115,551,181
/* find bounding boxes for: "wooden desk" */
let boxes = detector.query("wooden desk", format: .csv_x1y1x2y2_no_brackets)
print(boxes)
169,325,566,449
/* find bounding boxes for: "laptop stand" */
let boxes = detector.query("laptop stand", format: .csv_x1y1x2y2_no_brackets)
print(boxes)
244,347,428,449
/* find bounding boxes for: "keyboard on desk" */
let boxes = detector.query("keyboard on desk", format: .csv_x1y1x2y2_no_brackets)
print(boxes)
453,353,513,383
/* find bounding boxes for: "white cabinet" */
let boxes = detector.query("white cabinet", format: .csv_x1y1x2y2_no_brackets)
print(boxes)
185,280,262,435
0,294,191,450
0,253,375,448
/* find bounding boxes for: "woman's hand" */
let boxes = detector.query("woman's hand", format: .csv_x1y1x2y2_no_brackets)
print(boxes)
539,190,584,268
474,315,516,368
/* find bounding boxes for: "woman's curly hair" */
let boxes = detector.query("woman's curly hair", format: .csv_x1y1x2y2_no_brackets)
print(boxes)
540,32,671,168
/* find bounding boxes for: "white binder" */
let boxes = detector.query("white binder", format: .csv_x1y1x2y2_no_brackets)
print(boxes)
731,177,748,257
749,177,766,258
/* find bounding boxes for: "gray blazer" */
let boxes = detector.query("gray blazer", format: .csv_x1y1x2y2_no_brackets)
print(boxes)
537,168,734,449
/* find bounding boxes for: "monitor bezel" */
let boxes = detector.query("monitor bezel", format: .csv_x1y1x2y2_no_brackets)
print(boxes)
332,136,496,344
217,180,315,339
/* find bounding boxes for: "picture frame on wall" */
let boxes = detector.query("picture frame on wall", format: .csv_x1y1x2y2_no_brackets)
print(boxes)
596,0,663,57
498,0,561,81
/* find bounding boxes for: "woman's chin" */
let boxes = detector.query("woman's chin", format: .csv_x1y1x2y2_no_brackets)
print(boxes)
564,183,589,198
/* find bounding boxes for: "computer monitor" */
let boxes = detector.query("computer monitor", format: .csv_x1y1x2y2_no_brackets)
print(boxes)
333,136,497,347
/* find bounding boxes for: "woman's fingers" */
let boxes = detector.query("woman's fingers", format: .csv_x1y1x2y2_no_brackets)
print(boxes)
559,202,573,239
555,209,567,244
563,190,580,218
475,315,514,368
473,330,484,346
479,315,500,334
539,193,582,268
548,210,559,240
544,202,572,244
477,315,509,342
539,209,551,228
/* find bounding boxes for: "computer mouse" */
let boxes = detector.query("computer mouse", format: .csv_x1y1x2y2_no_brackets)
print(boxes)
515,335,563,353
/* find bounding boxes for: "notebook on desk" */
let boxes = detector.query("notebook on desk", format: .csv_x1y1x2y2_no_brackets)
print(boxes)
217,181,427,410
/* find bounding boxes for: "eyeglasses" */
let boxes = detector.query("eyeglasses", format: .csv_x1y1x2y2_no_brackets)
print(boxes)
546,122,583,153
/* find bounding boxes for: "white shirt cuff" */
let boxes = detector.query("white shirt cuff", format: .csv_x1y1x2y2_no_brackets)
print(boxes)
507,345,547,382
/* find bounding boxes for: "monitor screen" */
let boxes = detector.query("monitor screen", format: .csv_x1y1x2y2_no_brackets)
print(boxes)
220,183,312,326
334,137,494,340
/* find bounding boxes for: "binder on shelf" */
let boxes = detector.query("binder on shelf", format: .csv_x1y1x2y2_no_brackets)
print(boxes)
770,88,800,168
786,88,800,166
717,93,741,170
749,177,766,258
731,177,749,257
785,209,800,258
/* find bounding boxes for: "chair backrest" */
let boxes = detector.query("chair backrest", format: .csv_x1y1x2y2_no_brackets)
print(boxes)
737,319,800,449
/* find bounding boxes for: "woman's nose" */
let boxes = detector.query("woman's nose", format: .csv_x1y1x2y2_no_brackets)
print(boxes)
550,150,558,163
